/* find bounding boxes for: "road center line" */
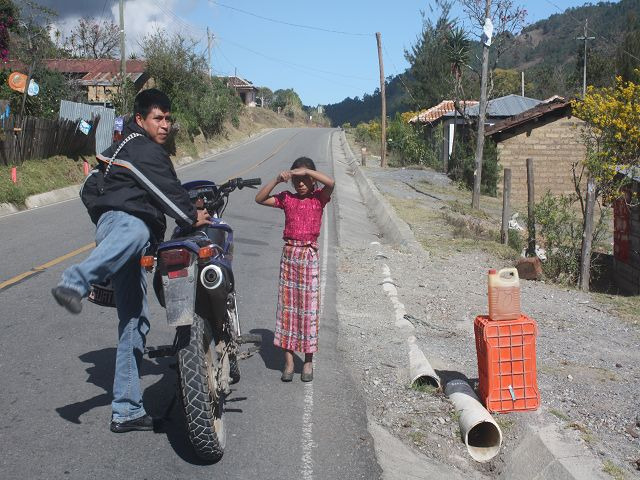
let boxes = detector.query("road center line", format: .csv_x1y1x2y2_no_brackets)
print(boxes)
0,243,95,292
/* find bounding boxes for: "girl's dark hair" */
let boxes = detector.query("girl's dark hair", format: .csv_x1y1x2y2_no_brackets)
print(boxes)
291,156,316,171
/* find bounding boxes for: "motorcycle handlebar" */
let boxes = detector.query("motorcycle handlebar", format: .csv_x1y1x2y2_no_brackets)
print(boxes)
220,177,262,191
241,177,262,187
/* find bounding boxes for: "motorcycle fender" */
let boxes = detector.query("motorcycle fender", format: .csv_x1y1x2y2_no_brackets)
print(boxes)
163,263,197,327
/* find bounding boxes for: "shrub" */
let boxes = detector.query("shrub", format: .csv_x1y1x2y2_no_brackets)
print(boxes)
534,192,609,284
448,135,500,196
386,113,434,167
142,31,242,140
354,120,380,144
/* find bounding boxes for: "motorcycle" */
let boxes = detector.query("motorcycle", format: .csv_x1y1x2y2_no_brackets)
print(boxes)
142,176,262,462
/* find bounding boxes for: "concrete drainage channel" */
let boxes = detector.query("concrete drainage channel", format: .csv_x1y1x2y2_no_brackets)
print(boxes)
377,251,503,464
338,131,608,479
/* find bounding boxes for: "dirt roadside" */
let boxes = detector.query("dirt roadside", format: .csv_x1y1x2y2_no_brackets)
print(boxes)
335,136,640,479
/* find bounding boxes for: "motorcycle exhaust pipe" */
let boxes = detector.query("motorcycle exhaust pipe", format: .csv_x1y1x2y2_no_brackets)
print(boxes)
200,264,224,290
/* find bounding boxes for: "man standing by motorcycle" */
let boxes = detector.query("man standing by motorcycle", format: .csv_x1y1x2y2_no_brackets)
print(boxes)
51,89,211,433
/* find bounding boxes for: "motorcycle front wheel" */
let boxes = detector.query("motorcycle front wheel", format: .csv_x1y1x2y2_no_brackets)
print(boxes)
176,313,225,463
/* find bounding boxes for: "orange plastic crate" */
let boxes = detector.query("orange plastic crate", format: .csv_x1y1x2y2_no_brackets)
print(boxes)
474,314,540,413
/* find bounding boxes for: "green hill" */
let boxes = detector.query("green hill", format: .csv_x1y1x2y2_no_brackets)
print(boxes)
325,0,640,127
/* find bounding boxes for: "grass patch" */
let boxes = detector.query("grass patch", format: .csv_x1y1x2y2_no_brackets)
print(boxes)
496,417,515,432
602,460,625,480
388,197,518,260
592,292,640,327
450,410,461,424
408,430,427,446
549,408,570,421
0,156,86,205
444,238,520,261
449,200,489,220
411,379,438,394
567,422,595,444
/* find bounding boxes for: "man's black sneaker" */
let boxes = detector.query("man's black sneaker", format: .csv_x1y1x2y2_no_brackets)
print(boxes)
51,286,82,314
110,414,156,433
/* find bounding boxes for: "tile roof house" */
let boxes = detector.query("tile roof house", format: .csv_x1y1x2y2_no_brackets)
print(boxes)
409,95,542,169
408,100,478,124
220,76,258,107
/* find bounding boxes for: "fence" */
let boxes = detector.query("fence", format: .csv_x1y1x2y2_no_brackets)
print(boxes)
59,100,115,154
0,115,98,166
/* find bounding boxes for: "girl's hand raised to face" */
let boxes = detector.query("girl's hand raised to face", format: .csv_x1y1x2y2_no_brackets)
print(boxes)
290,167,308,177
277,171,292,183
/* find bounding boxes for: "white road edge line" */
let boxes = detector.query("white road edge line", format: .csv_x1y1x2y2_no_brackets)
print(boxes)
301,132,331,480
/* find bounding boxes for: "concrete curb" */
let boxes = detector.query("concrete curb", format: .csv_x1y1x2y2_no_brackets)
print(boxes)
339,132,422,253
0,202,18,216
25,184,81,209
499,425,608,479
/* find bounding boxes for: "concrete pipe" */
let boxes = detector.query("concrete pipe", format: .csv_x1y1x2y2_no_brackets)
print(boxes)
445,379,502,462
408,336,441,389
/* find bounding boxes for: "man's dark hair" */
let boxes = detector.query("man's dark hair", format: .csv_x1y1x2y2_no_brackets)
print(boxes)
290,156,316,170
133,89,171,118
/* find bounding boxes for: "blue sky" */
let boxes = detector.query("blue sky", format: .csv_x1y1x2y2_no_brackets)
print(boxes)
46,1,607,106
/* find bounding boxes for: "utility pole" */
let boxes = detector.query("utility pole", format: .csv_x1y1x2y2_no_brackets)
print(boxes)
376,32,387,168
577,19,595,97
119,0,127,111
472,0,492,209
19,26,36,120
521,71,524,97
207,27,213,78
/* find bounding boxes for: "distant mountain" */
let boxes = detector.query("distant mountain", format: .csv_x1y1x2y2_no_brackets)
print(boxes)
324,74,411,128
500,0,639,71
324,0,640,127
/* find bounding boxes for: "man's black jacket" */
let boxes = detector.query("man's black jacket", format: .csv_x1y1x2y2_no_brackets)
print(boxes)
80,119,197,241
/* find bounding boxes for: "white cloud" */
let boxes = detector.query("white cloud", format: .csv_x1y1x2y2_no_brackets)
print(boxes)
50,0,205,56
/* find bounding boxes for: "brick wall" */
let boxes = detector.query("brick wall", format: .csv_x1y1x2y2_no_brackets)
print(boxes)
495,114,586,207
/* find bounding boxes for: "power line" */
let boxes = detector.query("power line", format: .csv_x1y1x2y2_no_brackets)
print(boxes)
382,43,422,109
208,0,371,37
216,36,367,90
100,0,110,21
542,0,640,65
218,35,375,82
154,0,207,36
214,44,237,73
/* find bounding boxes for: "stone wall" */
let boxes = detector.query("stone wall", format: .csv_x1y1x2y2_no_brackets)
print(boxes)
495,114,586,207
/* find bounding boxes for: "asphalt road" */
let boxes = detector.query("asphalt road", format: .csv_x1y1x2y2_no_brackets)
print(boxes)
0,128,381,480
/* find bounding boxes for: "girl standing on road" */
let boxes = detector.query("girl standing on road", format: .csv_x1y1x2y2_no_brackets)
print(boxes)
255,157,334,382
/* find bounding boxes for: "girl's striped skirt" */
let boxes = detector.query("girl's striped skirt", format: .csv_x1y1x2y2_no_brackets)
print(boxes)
274,240,319,353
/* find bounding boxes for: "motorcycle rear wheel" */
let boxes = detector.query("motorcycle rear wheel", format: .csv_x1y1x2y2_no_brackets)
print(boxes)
176,314,225,463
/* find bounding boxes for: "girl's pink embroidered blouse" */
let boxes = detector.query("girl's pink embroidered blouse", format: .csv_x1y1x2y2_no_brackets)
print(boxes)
273,188,330,242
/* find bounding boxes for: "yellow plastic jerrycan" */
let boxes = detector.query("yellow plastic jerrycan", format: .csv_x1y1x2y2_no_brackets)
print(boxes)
488,268,521,321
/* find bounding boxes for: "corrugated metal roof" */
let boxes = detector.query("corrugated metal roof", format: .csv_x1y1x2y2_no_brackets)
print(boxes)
443,94,542,118
485,98,571,137
409,100,478,124
79,71,144,86
59,100,115,154
44,59,147,74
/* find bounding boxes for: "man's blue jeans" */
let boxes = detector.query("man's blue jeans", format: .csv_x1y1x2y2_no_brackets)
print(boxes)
59,210,151,423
